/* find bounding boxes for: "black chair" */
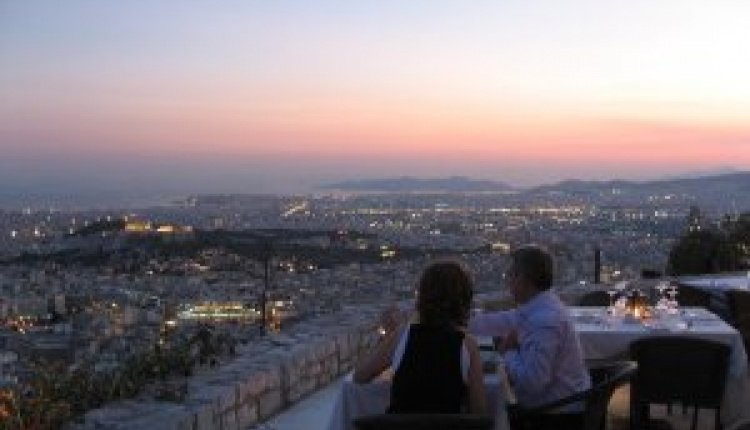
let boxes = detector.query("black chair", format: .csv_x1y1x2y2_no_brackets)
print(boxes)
676,284,712,309
727,419,750,430
629,336,730,430
353,413,494,430
726,290,750,355
578,290,612,307
512,361,638,430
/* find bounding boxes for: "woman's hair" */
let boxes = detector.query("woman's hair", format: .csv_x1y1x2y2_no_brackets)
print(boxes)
416,259,474,327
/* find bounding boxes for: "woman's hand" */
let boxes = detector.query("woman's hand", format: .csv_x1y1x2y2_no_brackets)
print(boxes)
354,306,406,384
378,305,407,335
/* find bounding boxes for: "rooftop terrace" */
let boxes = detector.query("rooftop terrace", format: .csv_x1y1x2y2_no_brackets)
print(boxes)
68,279,749,430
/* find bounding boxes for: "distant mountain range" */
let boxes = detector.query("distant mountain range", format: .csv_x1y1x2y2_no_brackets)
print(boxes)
319,176,514,192
532,172,750,195
319,172,750,200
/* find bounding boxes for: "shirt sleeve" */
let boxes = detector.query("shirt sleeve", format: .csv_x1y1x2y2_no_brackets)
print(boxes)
504,319,561,395
468,310,518,337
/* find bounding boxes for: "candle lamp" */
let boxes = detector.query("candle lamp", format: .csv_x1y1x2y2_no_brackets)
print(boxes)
626,289,649,320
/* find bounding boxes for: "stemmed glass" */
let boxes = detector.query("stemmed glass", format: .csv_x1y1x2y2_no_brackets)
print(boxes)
666,283,679,314
655,281,668,300
654,281,669,312
606,289,618,315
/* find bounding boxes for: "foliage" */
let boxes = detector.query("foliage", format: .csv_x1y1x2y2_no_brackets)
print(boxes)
0,329,237,430
668,213,750,276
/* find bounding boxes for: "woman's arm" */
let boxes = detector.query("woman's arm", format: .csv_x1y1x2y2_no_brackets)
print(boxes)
353,325,403,383
463,334,489,414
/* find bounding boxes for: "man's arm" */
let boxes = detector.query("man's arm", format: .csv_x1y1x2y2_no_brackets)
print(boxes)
503,322,561,395
468,310,518,337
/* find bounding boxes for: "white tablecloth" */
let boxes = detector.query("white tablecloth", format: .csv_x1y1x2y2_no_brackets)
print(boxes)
326,372,510,430
327,307,750,430
571,306,750,426
679,277,750,292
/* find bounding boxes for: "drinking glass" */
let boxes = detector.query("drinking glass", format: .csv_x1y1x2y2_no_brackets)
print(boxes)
606,289,618,314
667,284,679,314
655,281,668,300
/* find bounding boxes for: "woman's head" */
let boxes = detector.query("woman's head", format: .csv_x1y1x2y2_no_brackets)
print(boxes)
416,259,474,327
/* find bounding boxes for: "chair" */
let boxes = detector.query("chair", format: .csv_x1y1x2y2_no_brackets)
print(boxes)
726,290,750,354
578,290,612,307
629,337,730,430
512,361,638,430
727,419,750,430
352,413,494,430
676,284,712,309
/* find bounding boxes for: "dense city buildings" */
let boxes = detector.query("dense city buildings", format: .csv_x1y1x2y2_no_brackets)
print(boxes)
0,174,749,427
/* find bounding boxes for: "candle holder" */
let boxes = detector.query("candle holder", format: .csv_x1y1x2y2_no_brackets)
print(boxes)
626,289,649,320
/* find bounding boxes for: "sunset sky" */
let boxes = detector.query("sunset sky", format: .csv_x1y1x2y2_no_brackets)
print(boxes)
1,0,749,199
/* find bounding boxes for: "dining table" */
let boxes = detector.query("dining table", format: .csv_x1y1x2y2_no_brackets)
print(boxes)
326,306,750,430
569,305,750,426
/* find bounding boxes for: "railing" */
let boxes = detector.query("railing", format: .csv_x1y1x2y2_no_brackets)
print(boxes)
69,305,383,430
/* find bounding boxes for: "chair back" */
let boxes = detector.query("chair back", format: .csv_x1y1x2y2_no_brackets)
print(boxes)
584,361,639,430
517,361,637,430
577,290,611,307
676,284,712,308
727,419,750,430
353,413,494,430
727,289,750,352
629,336,729,408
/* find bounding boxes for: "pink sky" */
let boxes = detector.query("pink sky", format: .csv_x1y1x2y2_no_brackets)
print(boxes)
1,1,749,195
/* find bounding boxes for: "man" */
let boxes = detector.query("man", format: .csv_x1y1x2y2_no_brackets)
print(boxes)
469,244,590,410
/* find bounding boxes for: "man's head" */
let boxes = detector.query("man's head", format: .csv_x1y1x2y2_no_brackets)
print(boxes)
506,244,554,304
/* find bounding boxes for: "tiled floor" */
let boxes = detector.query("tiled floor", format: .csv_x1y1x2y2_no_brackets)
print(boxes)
608,385,719,430
254,379,721,430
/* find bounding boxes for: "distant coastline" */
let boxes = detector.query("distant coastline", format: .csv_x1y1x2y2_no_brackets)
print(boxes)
2,170,749,211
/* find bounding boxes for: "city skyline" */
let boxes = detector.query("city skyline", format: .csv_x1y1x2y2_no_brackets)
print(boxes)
2,1,749,201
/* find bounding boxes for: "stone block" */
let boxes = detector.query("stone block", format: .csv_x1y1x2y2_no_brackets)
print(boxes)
239,373,264,399
236,401,258,429
257,389,283,420
219,410,238,430
189,403,216,430
287,384,303,403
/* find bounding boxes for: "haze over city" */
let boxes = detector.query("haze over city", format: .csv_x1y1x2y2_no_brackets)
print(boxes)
2,1,749,204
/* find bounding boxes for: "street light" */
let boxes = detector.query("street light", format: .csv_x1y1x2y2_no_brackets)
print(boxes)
594,245,602,285
258,239,274,337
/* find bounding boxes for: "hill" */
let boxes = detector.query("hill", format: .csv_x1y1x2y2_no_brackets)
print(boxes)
319,176,513,192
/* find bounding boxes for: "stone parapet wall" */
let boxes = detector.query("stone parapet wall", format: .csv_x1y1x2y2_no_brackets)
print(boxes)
70,305,384,430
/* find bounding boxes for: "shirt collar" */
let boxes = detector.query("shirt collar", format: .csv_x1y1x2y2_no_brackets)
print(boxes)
517,289,554,317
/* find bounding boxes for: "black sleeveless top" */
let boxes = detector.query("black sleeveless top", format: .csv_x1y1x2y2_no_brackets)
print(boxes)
388,324,467,414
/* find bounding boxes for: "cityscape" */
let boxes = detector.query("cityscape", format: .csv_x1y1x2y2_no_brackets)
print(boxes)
2,1,750,429
1,172,749,427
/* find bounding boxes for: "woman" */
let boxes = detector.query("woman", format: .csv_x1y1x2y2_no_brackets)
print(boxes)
354,259,488,414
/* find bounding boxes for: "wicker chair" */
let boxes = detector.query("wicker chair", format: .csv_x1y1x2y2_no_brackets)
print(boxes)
512,361,638,430
629,336,730,430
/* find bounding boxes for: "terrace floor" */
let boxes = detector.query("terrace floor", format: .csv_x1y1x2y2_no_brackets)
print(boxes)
253,377,722,430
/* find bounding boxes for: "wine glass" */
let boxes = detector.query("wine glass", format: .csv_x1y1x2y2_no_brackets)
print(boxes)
606,289,618,314
655,281,668,300
666,284,679,314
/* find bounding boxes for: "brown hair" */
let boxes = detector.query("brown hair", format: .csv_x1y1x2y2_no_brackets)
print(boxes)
416,259,474,327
